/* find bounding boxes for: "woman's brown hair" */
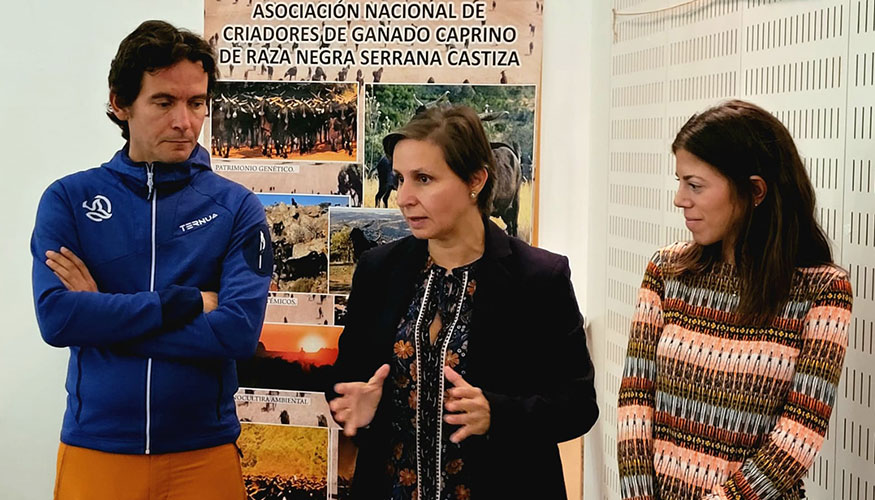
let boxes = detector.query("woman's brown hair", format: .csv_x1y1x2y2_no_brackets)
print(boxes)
383,105,497,214
671,99,833,324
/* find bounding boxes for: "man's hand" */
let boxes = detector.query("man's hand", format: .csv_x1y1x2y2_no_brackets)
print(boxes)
201,291,218,313
443,366,491,443
329,364,390,437
45,247,97,292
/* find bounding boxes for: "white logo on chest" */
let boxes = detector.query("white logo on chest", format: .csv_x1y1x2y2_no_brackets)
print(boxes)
82,195,112,222
180,213,219,232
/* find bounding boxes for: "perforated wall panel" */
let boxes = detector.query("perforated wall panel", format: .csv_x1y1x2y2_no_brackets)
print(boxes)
598,1,875,499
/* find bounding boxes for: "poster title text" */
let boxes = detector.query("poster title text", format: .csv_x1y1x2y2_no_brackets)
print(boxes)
218,1,521,68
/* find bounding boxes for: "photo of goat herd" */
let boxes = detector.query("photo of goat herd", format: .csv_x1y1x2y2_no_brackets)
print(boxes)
203,0,543,498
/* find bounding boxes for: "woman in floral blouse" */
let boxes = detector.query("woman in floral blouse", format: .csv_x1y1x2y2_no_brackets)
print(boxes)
329,105,598,500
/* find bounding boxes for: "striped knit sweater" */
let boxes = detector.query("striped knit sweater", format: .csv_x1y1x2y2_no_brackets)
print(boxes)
617,243,853,500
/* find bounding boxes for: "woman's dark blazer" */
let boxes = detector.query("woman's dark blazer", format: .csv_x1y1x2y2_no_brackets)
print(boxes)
330,219,599,499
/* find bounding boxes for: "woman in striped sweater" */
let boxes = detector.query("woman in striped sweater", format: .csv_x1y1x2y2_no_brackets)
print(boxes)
617,100,853,500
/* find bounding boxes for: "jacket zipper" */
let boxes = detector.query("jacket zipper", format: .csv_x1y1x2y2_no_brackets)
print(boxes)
146,163,155,454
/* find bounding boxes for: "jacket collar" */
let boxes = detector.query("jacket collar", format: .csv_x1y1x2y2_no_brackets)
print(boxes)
482,216,512,262
475,217,514,299
392,216,513,285
103,144,212,199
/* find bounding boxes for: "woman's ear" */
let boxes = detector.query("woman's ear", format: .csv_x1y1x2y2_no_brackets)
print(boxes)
469,166,488,195
749,175,767,207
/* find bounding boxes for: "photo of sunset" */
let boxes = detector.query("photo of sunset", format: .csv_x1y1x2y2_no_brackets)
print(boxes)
258,323,341,367
238,324,344,392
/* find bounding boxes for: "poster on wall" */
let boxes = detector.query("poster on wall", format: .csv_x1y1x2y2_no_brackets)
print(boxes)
204,0,543,497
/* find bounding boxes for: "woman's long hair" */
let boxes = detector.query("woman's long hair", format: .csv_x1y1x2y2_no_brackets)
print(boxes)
670,100,833,324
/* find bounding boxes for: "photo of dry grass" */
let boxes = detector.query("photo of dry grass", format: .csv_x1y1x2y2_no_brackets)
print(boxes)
239,424,329,499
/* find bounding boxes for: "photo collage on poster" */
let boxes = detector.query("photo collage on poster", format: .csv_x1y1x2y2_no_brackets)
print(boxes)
207,78,369,500
205,1,543,498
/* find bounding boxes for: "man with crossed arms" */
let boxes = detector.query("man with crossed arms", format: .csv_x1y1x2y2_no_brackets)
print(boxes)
31,20,272,499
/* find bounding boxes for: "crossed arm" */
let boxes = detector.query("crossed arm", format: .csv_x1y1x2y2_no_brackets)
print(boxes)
45,246,218,314
31,184,271,360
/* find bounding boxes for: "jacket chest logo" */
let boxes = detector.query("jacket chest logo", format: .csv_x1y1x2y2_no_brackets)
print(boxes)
180,213,220,232
82,195,113,222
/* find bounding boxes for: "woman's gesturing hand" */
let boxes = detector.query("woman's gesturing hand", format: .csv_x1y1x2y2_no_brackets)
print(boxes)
443,366,491,443
330,364,390,436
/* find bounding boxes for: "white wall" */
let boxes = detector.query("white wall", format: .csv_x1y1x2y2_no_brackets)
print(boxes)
541,3,614,497
0,3,202,498
541,2,614,498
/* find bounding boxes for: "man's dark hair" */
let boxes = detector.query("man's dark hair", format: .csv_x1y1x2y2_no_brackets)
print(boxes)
107,20,218,140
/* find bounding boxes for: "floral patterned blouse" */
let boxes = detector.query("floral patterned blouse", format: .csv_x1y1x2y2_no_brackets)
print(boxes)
387,257,478,500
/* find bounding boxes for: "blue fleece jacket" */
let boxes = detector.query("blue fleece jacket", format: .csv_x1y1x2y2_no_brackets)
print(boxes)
31,144,272,454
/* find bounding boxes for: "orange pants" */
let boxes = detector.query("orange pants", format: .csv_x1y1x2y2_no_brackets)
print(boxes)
54,442,246,500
